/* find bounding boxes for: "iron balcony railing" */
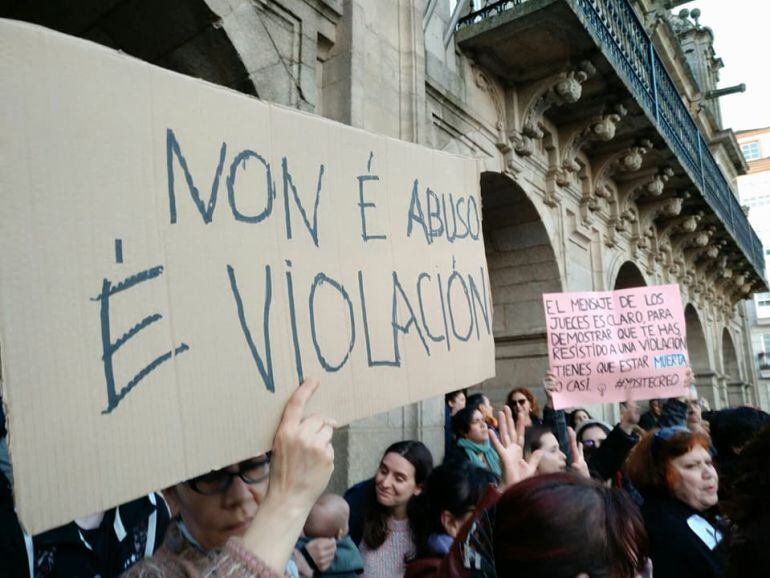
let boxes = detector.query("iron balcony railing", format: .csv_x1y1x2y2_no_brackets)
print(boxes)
458,0,766,281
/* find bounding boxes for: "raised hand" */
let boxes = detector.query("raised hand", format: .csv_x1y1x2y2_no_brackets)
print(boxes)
243,378,336,572
543,370,559,409
567,427,590,479
490,405,544,488
266,377,336,506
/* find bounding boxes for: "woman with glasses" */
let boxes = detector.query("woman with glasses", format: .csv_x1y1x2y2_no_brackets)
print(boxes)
504,387,542,427
687,398,710,434
625,426,725,578
575,420,612,456
574,398,643,485
123,378,336,578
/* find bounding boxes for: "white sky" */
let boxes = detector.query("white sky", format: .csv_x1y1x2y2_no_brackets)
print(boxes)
688,0,770,131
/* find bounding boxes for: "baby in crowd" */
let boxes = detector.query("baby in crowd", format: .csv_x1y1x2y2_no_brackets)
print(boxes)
296,493,364,577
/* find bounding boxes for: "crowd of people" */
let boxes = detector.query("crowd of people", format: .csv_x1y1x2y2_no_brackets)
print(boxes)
1,374,769,578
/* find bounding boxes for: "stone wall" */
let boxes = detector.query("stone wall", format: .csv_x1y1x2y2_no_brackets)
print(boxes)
2,0,766,495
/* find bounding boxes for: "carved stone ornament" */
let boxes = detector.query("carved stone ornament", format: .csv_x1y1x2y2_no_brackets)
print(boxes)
654,238,672,265
473,66,510,154
638,196,683,226
587,139,652,215
511,60,597,157
558,104,628,185
632,224,656,254
658,213,702,240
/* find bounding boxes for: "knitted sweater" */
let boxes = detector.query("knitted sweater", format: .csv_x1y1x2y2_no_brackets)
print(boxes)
359,518,414,578
122,520,285,578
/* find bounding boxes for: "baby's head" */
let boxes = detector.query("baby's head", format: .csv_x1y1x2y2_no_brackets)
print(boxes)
304,493,350,539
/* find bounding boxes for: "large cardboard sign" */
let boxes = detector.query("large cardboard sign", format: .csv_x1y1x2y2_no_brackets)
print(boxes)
0,20,494,534
543,285,689,409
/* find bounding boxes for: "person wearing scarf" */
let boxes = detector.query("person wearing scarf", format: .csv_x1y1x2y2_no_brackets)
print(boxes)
455,438,501,477
450,407,502,477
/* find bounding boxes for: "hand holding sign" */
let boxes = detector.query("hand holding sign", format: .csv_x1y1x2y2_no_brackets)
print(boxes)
243,377,336,572
543,370,559,409
0,20,495,533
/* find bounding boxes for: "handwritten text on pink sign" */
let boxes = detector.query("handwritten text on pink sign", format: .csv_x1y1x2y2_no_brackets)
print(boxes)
543,284,689,409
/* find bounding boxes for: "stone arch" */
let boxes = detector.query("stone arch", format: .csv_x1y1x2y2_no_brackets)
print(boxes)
684,303,716,406
479,171,564,406
722,328,740,380
722,327,744,406
613,261,647,289
1,0,258,95
685,304,710,374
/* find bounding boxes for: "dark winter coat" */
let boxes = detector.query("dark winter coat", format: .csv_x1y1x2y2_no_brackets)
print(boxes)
641,493,726,578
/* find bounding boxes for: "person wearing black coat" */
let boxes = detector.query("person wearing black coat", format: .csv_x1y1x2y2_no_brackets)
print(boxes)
639,492,725,578
626,426,725,578
343,477,373,548
0,469,28,578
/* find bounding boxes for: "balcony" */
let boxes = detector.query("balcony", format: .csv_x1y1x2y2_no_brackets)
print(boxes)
455,0,766,288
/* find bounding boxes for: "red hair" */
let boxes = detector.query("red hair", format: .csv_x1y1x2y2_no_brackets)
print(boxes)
506,387,541,420
625,429,712,494
493,473,648,577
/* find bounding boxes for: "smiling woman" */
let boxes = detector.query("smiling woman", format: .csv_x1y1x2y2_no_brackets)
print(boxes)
358,441,433,578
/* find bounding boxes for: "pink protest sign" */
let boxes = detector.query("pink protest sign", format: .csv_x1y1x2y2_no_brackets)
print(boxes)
543,284,690,410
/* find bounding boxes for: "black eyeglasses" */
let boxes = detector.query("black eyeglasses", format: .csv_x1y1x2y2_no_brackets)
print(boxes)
511,398,528,406
187,456,270,495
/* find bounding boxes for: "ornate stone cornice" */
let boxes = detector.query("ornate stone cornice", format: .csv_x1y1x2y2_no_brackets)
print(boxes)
550,104,628,190
657,212,702,238
671,228,714,253
510,60,597,157
638,195,684,224
583,139,652,214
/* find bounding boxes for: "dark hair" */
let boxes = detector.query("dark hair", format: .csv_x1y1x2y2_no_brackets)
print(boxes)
709,407,770,459
408,461,496,559
568,408,592,429
576,420,612,443
444,389,466,405
523,425,553,456
362,441,433,550
506,387,541,421
493,473,649,578
465,393,487,411
451,406,483,439
624,427,711,494
722,425,770,578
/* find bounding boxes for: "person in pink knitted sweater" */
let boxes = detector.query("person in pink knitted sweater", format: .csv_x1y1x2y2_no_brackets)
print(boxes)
123,378,336,578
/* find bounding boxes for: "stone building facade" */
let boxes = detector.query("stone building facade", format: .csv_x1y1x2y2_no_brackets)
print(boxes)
736,126,770,410
3,0,766,489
